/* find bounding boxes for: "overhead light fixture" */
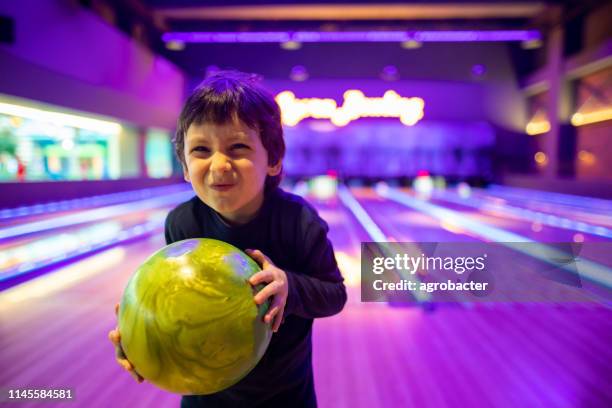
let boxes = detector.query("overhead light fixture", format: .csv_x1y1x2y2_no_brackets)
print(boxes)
571,108,612,126
521,39,542,49
412,30,540,42
280,40,302,50
401,40,422,49
162,30,541,44
380,65,399,81
289,65,309,81
525,109,550,135
61,138,75,150
578,150,596,165
0,102,122,134
534,151,548,166
165,40,185,51
471,64,487,78
526,120,550,135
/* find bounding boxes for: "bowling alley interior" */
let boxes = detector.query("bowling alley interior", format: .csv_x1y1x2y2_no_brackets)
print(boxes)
1,1,611,407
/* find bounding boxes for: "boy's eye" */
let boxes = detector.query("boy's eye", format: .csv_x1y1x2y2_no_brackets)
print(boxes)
192,146,210,153
231,143,250,150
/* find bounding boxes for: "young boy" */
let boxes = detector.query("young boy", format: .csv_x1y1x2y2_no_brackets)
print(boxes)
108,71,347,407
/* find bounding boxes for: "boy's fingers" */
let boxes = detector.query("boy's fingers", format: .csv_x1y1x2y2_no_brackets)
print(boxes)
124,363,144,383
117,359,132,370
246,249,263,265
117,355,144,382
108,329,120,345
110,332,128,361
249,270,273,286
272,307,285,332
264,305,279,324
246,249,271,268
254,281,280,305
109,328,143,383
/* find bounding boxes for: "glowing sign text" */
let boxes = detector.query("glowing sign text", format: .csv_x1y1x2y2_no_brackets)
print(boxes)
275,90,425,126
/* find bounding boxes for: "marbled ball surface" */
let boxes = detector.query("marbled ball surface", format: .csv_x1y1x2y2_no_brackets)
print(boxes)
118,238,271,395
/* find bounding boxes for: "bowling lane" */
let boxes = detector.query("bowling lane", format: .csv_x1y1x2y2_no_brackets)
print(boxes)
304,192,611,408
303,196,370,295
2,189,610,408
427,194,610,243
336,187,612,407
0,207,167,251
0,184,190,229
484,185,612,213
0,210,169,290
373,186,611,270
436,187,612,236
372,186,612,297
0,188,192,243
0,188,195,290
349,187,481,242
466,187,612,228
0,234,182,408
299,195,453,407
414,188,612,271
350,187,603,302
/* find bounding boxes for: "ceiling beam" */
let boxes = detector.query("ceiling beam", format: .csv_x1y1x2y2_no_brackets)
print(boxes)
154,3,548,21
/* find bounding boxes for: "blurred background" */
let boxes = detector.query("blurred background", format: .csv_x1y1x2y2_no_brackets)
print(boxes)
0,1,610,407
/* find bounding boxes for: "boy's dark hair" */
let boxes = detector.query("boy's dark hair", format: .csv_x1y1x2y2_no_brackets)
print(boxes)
174,71,285,190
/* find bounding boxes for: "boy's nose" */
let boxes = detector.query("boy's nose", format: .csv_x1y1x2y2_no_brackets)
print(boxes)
210,152,232,173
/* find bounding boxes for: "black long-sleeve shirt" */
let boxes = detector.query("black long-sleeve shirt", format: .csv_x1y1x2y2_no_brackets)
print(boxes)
164,187,347,407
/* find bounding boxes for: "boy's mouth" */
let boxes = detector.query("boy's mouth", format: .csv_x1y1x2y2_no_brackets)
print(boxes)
210,183,235,191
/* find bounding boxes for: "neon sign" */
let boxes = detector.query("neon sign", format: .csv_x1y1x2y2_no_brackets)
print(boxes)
275,90,425,126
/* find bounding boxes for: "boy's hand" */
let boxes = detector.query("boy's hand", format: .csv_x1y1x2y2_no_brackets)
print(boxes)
108,303,144,383
246,249,288,333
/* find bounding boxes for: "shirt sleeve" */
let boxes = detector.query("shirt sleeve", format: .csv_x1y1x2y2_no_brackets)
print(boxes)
164,209,179,245
284,204,347,319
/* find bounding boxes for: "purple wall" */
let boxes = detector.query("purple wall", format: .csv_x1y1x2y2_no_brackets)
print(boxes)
183,40,528,131
502,174,612,199
0,0,186,129
282,120,494,179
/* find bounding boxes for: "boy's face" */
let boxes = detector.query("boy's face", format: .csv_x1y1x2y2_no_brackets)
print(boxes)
182,118,281,225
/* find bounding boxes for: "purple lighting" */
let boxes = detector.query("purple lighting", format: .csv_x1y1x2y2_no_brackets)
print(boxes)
414,30,541,42
290,65,309,81
471,64,487,77
162,30,541,44
380,65,400,81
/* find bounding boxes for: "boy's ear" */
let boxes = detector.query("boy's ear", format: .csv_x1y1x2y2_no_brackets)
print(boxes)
182,164,191,182
267,159,282,177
